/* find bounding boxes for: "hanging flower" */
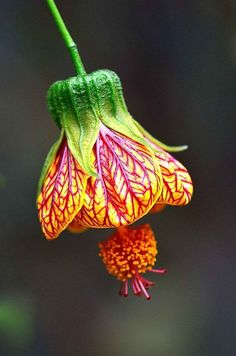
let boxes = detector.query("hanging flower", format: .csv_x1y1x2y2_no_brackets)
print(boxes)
37,0,194,304
38,1,193,240
37,70,163,239
98,224,166,300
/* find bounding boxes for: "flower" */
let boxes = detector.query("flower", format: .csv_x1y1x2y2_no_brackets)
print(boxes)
39,0,193,304
37,70,193,240
98,224,166,300
37,70,163,239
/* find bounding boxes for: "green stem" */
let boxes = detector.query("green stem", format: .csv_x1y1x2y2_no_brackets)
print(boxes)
46,0,86,76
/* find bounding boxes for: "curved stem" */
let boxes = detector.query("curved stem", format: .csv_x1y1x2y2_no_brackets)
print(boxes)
46,0,86,76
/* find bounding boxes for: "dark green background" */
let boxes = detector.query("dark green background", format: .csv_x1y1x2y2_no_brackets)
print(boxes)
0,1,235,355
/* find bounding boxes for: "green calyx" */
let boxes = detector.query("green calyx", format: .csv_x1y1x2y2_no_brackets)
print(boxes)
132,119,189,153
47,69,148,176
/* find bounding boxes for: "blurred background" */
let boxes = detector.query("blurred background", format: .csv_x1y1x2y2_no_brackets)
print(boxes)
0,0,235,355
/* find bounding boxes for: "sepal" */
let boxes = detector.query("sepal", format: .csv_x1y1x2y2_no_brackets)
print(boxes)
47,70,156,176
61,111,99,177
132,119,188,152
92,70,151,148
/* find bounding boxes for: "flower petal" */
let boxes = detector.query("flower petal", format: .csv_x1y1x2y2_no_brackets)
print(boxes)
154,149,193,206
67,220,88,234
150,203,166,214
37,139,88,239
74,126,162,228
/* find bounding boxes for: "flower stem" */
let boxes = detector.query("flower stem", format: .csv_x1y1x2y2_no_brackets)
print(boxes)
46,0,86,76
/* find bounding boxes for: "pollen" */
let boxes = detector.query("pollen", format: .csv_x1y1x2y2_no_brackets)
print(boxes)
98,224,166,300
99,224,157,281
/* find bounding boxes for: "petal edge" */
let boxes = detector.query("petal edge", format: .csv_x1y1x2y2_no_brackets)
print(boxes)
37,139,88,239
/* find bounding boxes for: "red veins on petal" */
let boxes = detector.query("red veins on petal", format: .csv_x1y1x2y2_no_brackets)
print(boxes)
154,148,193,206
37,139,88,239
74,125,161,228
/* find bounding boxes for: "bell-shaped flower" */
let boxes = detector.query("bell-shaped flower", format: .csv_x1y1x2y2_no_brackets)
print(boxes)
37,70,163,239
